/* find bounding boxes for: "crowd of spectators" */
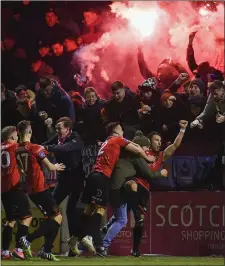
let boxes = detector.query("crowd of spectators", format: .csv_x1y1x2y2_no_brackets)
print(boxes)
2,1,225,190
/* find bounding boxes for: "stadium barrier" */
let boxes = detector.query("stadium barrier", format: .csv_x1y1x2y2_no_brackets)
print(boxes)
1,192,224,256
108,191,225,256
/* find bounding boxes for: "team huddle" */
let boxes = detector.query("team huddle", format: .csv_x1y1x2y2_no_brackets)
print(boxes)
1,119,188,260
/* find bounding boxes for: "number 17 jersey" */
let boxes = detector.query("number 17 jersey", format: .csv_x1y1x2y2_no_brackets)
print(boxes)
16,142,48,194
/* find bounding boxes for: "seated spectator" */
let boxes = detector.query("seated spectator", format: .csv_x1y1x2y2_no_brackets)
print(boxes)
36,76,76,122
50,40,75,91
64,36,78,54
81,8,103,44
8,1,40,53
105,81,141,139
2,34,29,90
54,6,80,37
63,35,82,91
30,56,53,79
38,8,69,45
38,40,52,61
26,54,54,90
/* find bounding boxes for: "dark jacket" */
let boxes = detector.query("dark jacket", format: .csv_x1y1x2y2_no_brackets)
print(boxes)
36,84,76,122
186,44,198,73
155,101,189,142
137,47,188,92
43,131,83,172
1,90,17,128
110,154,163,190
105,92,141,126
48,53,77,92
14,104,46,144
79,99,106,145
105,93,141,139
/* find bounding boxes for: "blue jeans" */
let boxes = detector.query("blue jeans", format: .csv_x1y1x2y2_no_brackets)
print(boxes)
102,203,128,248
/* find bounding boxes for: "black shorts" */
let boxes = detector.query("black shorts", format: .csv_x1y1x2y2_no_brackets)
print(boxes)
137,184,149,215
109,188,128,209
2,189,31,221
81,172,109,207
29,189,59,217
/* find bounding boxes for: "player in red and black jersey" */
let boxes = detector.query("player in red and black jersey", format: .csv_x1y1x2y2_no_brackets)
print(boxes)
68,122,154,255
127,120,188,256
16,120,65,261
1,126,32,260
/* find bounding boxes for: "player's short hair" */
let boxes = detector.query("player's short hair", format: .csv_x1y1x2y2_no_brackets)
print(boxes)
147,131,161,142
17,120,32,135
1,126,17,141
106,122,121,136
111,81,124,92
210,80,225,92
56,117,73,130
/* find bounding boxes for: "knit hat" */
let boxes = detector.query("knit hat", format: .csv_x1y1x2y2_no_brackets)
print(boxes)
160,92,176,103
189,78,205,94
132,131,150,147
138,77,157,92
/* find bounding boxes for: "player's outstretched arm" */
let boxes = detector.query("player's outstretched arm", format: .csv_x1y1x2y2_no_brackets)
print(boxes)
125,143,154,163
163,120,188,162
42,158,66,171
45,134,83,153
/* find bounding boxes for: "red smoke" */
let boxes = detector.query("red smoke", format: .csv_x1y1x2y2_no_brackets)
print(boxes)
74,1,224,97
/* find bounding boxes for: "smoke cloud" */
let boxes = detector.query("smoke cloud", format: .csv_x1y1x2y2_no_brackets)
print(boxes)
74,1,224,97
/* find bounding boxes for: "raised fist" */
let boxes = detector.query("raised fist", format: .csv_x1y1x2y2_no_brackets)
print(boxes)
162,125,168,132
160,169,168,177
178,73,188,81
45,118,53,127
189,31,197,45
179,120,188,129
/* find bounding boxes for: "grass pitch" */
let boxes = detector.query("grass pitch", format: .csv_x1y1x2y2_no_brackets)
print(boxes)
2,256,224,266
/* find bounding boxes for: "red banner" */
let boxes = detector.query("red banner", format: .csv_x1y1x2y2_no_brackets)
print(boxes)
108,191,225,256
150,191,225,256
